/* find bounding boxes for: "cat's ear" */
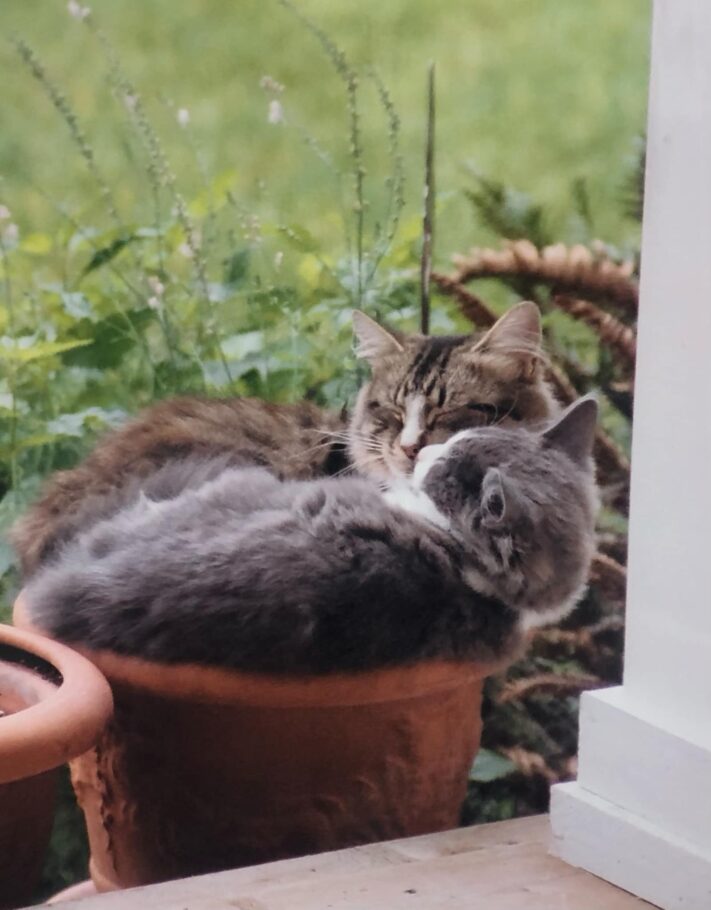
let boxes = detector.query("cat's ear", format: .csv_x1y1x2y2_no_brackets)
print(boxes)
542,396,598,465
470,301,543,379
352,310,404,363
481,468,507,526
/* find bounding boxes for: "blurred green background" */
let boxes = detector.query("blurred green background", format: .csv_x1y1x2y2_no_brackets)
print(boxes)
2,0,650,249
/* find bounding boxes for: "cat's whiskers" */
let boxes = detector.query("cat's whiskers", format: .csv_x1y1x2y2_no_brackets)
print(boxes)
330,463,359,479
331,453,383,479
287,429,362,461
316,428,382,451
492,396,520,428
287,429,382,464
286,438,345,461
344,438,384,459
340,429,382,450
317,429,353,443
358,443,384,455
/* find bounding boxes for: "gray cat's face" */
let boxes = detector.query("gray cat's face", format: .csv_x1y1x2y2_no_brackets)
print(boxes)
408,397,599,621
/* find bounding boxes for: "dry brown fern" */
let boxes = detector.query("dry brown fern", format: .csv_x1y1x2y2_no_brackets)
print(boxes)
552,295,636,369
450,240,638,315
431,272,496,328
498,746,560,784
431,273,636,380
533,616,625,652
496,672,603,705
590,551,627,603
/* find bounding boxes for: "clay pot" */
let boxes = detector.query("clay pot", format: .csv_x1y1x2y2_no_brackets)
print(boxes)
14,596,497,892
0,623,113,910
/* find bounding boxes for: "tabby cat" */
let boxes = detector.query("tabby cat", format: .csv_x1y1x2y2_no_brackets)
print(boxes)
24,398,598,673
12,301,556,576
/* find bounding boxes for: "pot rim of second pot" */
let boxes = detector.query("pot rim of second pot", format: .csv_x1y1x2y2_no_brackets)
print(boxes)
0,622,113,784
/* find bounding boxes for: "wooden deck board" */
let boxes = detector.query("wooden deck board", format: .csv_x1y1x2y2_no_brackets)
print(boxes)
38,816,656,910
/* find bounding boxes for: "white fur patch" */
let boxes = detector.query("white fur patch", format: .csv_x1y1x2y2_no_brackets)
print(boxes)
462,566,500,599
399,394,426,450
412,429,478,490
411,442,445,487
517,582,589,631
382,483,451,531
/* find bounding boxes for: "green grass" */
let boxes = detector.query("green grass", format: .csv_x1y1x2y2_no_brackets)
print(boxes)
1,0,650,252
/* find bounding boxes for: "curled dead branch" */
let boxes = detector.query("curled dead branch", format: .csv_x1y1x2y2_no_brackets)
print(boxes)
499,746,560,784
597,531,628,566
450,240,638,316
552,295,636,370
590,551,627,602
591,437,631,514
431,272,496,328
533,616,625,659
604,380,634,421
561,755,578,780
532,627,593,650
545,362,578,404
496,672,603,705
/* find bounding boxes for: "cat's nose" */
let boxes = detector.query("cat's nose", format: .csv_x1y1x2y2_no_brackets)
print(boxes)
400,437,425,461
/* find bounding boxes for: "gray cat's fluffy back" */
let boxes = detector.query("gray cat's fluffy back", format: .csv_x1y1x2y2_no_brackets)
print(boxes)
26,466,521,672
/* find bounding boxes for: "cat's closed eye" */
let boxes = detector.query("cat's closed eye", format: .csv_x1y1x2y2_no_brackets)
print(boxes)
368,404,403,431
429,404,497,432
466,402,500,418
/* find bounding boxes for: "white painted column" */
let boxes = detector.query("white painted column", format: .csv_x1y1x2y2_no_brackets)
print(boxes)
550,2,711,908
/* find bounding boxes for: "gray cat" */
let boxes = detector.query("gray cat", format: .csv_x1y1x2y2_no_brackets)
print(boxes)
23,398,598,674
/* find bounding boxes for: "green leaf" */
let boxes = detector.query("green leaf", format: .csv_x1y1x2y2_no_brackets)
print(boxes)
223,248,250,288
221,331,265,360
62,309,155,368
21,232,53,255
465,175,552,248
277,224,319,254
0,483,42,582
45,407,126,438
0,540,15,578
202,353,276,387
0,482,41,531
469,749,517,783
80,235,137,277
571,177,594,232
154,355,204,393
4,433,59,453
60,292,95,321
206,283,234,303
0,338,93,363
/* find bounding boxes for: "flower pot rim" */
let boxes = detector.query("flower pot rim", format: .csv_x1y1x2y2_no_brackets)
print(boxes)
15,593,502,708
0,622,113,784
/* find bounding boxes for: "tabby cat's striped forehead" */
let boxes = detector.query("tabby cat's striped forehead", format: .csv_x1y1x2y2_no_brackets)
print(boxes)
387,335,470,403
368,331,530,416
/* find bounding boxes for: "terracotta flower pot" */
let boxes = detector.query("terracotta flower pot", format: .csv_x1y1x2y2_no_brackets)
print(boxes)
14,595,499,892
0,622,113,910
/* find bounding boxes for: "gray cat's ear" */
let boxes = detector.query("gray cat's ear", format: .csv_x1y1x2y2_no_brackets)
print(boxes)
481,468,507,525
542,396,598,465
470,301,543,379
352,310,404,363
